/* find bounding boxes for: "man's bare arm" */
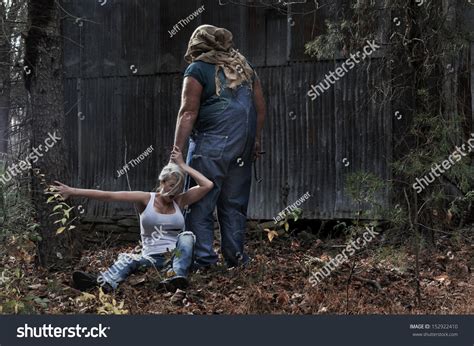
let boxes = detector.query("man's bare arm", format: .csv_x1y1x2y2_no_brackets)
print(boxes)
173,76,203,151
253,77,266,159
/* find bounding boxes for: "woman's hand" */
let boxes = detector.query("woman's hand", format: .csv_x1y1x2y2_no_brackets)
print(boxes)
50,181,75,200
170,145,186,167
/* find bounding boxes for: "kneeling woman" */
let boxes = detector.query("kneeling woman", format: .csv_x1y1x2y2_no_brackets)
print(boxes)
52,146,213,292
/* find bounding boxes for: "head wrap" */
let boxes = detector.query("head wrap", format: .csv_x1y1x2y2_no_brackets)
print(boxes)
184,24,255,95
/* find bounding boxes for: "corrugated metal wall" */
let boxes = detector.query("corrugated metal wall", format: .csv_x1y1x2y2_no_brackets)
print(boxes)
62,0,391,220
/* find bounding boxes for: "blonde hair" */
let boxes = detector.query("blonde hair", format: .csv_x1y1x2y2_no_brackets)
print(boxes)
156,163,185,196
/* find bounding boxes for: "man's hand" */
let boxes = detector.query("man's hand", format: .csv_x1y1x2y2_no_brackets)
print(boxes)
170,145,186,168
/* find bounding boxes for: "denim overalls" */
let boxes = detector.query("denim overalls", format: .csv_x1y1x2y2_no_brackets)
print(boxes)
184,63,257,268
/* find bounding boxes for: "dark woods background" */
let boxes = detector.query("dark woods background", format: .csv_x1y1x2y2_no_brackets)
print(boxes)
0,0,472,315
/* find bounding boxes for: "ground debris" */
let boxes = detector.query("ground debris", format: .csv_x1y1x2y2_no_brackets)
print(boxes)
1,232,472,314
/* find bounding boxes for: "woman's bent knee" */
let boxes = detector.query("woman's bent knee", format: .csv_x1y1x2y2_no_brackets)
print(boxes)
178,231,196,244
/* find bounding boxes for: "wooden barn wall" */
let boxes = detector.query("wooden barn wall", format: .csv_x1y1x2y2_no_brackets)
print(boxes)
61,0,391,220
252,62,391,219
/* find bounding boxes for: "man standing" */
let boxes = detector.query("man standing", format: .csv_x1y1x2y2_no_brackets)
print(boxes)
172,25,266,268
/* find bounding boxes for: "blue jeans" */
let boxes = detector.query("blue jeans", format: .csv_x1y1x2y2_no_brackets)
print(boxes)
185,83,256,268
98,231,195,290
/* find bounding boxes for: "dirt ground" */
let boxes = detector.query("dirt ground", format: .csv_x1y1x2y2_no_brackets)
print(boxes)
2,225,472,315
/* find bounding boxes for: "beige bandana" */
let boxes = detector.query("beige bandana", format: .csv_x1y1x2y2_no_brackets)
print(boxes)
184,24,255,95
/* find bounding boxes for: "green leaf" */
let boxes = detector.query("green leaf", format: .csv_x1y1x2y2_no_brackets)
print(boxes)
47,196,55,203
28,223,40,230
61,218,67,225
56,227,66,234
284,222,289,231
53,205,62,211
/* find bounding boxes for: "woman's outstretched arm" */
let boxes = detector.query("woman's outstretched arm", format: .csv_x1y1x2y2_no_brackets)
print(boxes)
51,181,149,207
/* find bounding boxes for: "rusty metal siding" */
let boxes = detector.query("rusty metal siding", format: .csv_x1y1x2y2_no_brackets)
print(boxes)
62,0,392,220
61,0,270,78
248,61,391,219
61,0,333,77
64,74,181,217
64,61,391,219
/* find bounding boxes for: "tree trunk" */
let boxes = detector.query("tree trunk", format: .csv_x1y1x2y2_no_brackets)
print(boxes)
25,0,78,270
0,2,11,157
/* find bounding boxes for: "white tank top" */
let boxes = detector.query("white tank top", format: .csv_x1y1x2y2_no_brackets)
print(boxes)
139,192,185,255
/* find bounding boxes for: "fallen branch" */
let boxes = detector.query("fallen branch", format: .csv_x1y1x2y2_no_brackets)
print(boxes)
345,259,357,313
